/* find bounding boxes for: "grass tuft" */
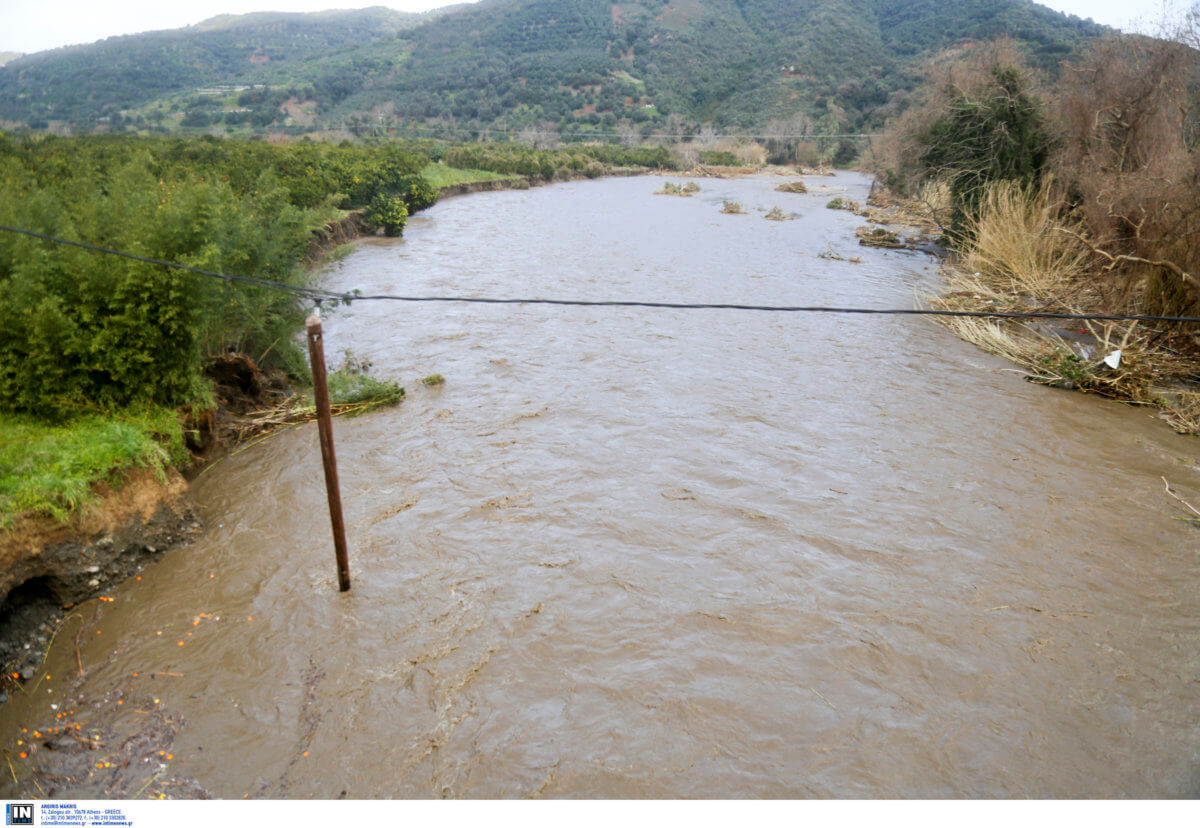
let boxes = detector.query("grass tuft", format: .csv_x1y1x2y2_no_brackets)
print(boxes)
326,372,405,412
825,196,861,211
959,179,1089,298
0,408,185,527
655,181,700,196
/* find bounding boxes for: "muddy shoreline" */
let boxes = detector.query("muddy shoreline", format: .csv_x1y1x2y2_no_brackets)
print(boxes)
0,471,201,693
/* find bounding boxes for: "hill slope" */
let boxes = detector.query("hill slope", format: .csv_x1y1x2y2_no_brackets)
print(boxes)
0,0,1108,135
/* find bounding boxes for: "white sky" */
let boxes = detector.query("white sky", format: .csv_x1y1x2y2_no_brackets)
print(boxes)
0,0,1184,56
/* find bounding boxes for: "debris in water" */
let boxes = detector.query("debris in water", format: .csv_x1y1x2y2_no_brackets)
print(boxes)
775,181,808,194
856,226,905,248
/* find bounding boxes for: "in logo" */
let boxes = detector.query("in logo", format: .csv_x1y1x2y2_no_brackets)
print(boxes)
5,804,33,826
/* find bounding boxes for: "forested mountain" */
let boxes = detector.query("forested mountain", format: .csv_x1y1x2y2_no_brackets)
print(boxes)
0,0,1108,137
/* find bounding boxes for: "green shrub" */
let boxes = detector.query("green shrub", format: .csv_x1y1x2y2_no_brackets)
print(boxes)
917,66,1054,240
326,371,404,412
364,193,409,236
398,174,438,213
698,150,740,166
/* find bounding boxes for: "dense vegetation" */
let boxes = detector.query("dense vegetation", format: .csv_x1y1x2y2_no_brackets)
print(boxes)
915,64,1054,237
0,131,677,522
0,134,436,421
874,27,1200,432
0,0,1108,142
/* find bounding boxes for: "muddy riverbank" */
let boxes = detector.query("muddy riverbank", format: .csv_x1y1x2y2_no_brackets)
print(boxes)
0,471,200,690
0,352,293,678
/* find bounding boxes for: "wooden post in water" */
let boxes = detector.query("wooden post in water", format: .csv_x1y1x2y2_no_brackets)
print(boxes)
306,312,351,592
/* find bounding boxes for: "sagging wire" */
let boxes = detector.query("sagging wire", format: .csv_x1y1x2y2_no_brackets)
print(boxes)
4,224,1200,326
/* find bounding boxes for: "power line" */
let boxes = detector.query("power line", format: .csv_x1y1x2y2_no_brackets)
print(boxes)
381,125,879,142
3,223,1200,325
329,295,1200,324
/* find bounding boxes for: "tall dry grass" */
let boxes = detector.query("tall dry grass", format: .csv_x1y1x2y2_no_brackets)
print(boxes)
959,179,1090,299
931,179,1191,421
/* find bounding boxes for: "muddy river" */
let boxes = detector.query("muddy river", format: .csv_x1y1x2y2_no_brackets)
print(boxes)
3,173,1199,798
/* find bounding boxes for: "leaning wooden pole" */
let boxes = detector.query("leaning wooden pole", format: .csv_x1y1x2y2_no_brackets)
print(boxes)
306,312,351,592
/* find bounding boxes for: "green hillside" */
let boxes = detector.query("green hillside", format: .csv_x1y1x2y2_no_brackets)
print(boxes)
0,0,1107,136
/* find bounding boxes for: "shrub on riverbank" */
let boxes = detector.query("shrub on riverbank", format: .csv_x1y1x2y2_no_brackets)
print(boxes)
441,142,675,181
364,193,409,237
930,179,1200,433
0,134,447,414
874,33,1200,433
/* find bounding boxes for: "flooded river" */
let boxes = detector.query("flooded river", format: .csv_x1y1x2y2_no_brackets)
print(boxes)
3,173,1199,798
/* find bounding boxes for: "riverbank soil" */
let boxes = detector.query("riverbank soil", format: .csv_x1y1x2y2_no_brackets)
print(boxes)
192,353,295,459
0,353,286,685
0,470,201,691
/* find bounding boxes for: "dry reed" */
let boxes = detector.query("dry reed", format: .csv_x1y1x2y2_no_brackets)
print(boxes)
930,179,1200,430
959,179,1090,299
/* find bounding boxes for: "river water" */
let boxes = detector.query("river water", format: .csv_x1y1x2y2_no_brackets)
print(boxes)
3,173,1199,798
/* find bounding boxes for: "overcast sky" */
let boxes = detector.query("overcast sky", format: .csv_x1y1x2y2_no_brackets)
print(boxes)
0,0,1184,56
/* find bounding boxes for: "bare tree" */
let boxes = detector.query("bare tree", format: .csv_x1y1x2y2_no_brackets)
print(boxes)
1052,34,1200,318
617,122,642,147
661,112,685,143
518,122,560,150
1181,2,1200,48
762,111,813,164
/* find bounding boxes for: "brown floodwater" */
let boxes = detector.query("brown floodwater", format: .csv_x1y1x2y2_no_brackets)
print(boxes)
3,173,1199,798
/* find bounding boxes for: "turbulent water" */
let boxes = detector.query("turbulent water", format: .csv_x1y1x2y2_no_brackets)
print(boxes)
3,172,1199,798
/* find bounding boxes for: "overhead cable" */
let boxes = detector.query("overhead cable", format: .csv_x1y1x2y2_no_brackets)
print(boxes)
4,224,1199,325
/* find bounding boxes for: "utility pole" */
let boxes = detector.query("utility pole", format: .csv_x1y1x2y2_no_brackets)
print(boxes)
306,312,351,592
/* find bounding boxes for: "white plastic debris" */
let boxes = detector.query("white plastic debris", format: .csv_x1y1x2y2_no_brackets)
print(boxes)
1104,349,1122,369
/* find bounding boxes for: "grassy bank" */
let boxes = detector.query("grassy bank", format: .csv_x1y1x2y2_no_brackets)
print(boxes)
0,367,408,528
420,163,520,190
0,408,187,527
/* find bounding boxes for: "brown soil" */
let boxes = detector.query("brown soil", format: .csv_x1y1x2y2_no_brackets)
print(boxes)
0,469,201,691
304,211,369,265
0,352,290,692
192,353,295,458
